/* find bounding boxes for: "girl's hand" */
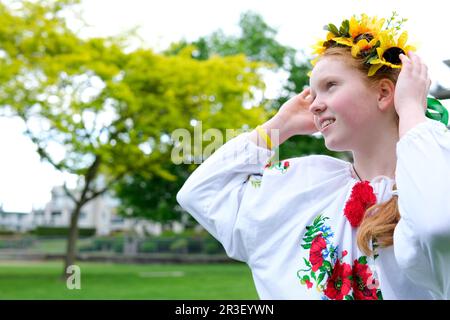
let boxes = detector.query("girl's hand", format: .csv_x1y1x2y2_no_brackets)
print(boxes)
274,88,317,137
394,51,431,118
252,88,316,149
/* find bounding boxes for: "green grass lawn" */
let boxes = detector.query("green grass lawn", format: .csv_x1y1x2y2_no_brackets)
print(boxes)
0,261,259,299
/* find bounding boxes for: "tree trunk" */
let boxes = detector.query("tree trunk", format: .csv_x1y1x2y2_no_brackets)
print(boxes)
62,204,83,280
61,155,101,280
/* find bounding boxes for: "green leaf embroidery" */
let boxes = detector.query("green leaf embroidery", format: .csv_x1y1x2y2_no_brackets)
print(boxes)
250,179,261,188
322,261,332,272
303,258,311,268
315,222,324,229
317,272,326,285
301,243,311,249
358,256,368,264
313,215,323,225
377,290,384,300
311,271,317,281
345,295,354,300
302,236,315,243
304,227,319,237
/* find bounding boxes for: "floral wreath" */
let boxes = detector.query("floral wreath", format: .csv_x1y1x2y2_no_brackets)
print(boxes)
311,12,415,77
309,12,449,126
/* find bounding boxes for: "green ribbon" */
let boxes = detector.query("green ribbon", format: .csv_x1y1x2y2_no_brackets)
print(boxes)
426,97,449,126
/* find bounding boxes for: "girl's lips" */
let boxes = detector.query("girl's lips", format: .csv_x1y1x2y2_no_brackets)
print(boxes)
320,120,335,133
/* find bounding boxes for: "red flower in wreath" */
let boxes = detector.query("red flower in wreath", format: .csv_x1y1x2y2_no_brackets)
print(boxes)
344,181,377,227
324,260,353,300
309,235,327,272
352,260,379,300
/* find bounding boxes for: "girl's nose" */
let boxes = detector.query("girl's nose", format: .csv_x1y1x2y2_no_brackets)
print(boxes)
309,99,327,115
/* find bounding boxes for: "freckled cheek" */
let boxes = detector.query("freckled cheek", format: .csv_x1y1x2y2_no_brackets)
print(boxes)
333,95,369,128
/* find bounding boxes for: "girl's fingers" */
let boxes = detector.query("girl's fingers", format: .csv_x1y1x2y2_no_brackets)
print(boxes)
298,87,311,99
399,53,411,71
420,57,429,79
298,88,312,102
409,51,422,75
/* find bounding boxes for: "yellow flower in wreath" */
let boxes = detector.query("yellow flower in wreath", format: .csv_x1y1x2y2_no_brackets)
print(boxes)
333,14,386,57
368,30,416,76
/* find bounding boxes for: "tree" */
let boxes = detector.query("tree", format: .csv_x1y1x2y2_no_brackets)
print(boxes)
0,0,269,277
114,161,193,231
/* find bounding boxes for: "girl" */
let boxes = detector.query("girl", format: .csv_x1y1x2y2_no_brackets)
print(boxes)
176,14,450,300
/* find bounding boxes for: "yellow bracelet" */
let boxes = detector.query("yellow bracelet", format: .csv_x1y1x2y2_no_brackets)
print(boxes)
255,125,272,149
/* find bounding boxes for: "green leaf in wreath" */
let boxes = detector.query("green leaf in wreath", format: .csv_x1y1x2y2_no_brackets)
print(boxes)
339,19,350,37
311,271,316,280
301,243,311,249
345,295,354,300
326,23,340,36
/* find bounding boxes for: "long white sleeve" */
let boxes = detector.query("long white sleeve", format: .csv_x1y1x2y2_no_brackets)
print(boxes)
176,132,276,262
394,119,450,299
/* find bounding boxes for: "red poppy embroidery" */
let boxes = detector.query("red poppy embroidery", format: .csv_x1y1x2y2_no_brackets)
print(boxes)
309,235,327,272
305,279,313,289
323,260,353,300
343,181,377,227
297,215,384,300
352,257,381,300
264,160,290,173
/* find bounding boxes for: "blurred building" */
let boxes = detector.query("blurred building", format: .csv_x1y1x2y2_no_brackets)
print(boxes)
1,186,184,236
0,205,31,232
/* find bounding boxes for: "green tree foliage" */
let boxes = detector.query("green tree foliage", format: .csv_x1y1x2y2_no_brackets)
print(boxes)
0,0,269,275
115,161,193,229
163,11,347,159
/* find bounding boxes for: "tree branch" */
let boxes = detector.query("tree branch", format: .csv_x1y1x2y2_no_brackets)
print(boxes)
84,170,126,203
62,182,78,204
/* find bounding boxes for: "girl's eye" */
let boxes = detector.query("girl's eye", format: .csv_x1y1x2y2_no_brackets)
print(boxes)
326,82,336,89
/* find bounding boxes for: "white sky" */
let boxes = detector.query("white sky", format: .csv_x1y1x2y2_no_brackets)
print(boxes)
1,0,450,212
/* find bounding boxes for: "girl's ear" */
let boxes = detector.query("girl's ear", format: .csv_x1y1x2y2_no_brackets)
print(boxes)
377,79,395,111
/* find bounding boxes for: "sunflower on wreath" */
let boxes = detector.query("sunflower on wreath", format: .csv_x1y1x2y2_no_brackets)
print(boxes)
310,11,417,77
